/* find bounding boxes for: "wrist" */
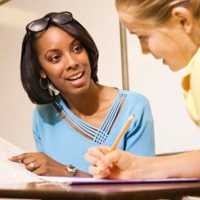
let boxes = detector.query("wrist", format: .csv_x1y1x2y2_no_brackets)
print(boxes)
154,155,179,178
65,164,78,177
64,165,91,177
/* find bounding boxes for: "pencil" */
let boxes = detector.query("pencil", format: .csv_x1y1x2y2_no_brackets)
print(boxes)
110,114,135,151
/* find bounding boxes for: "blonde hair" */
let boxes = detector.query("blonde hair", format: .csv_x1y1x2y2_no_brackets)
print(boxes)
115,0,200,24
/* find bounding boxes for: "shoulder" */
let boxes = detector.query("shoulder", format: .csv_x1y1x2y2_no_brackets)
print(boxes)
33,103,60,124
119,89,150,106
119,90,153,120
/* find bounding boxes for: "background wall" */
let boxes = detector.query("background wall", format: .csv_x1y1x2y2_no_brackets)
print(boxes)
0,0,200,154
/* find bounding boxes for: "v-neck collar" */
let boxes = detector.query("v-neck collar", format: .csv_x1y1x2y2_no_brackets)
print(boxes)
54,90,127,144
59,90,121,130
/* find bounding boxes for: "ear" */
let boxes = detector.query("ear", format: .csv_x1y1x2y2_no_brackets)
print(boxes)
171,7,194,34
40,71,47,79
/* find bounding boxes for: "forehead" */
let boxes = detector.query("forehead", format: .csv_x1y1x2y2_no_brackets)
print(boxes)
36,26,74,44
119,11,156,34
35,26,75,51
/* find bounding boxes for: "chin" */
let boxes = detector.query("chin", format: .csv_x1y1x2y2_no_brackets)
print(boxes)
76,87,90,94
169,67,180,72
71,84,91,95
167,62,185,72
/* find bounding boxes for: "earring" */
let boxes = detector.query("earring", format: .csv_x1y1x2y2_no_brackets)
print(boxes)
39,77,49,90
48,83,60,96
40,77,60,96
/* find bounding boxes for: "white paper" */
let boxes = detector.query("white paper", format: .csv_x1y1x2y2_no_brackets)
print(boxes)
0,137,23,159
0,137,40,184
41,176,101,183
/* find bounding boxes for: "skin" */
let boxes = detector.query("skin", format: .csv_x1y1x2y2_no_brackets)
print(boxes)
10,26,117,176
10,153,68,176
85,146,200,179
85,6,200,179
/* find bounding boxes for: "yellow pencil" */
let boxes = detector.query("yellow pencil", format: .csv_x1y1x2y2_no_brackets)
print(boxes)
110,114,135,151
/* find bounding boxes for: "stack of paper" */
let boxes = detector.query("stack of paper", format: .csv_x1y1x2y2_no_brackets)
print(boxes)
0,137,40,184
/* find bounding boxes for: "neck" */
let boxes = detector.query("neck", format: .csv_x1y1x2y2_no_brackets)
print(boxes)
191,19,200,47
62,81,103,116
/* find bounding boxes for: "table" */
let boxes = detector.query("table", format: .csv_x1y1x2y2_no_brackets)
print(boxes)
0,181,200,200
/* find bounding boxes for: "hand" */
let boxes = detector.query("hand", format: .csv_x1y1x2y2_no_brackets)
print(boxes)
85,146,165,180
85,146,138,179
10,152,67,176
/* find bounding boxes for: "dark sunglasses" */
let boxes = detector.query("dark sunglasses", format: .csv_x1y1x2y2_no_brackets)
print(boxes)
26,11,73,33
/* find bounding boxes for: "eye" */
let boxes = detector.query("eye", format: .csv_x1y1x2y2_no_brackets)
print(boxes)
72,43,84,54
47,54,61,64
138,35,148,40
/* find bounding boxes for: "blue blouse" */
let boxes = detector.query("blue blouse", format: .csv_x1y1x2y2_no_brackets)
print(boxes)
33,90,155,172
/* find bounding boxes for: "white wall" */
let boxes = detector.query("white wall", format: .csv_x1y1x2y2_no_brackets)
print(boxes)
0,0,121,151
127,35,200,153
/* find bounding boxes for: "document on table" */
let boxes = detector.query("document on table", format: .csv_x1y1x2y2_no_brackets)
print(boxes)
1,137,200,185
0,137,40,184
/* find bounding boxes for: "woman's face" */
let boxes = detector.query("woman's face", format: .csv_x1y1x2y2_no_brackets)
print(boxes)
119,12,197,71
35,26,92,95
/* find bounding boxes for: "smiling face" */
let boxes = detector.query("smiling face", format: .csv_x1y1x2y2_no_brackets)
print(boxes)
35,26,92,96
119,9,198,71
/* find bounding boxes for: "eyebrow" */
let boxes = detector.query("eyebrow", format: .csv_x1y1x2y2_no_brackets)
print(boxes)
129,31,136,34
44,38,81,56
71,39,81,45
45,49,60,55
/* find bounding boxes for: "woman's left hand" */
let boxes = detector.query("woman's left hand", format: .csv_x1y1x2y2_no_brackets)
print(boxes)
10,152,67,176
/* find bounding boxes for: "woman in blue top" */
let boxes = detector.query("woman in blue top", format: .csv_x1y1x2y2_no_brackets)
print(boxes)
10,11,155,176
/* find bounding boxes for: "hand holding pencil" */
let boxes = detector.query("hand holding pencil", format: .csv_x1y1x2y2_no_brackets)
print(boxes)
85,114,136,179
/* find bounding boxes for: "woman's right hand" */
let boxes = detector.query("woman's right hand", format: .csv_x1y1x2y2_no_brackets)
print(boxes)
10,152,92,177
9,152,67,176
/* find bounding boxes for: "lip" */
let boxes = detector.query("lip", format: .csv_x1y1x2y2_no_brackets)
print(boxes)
64,71,84,81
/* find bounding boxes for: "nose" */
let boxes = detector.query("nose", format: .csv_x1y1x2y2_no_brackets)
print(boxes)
139,38,150,54
65,53,79,71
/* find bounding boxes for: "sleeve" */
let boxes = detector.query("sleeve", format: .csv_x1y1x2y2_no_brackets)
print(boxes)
32,108,44,152
191,60,200,123
122,99,155,156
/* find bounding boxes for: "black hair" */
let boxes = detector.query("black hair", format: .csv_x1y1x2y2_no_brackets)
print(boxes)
20,11,99,104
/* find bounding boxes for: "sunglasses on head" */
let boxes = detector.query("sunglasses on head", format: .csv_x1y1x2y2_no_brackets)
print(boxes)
26,11,73,33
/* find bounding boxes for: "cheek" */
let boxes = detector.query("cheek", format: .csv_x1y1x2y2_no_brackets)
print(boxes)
148,36,175,59
149,38,184,70
147,37,163,56
82,52,90,63
81,54,91,71
41,62,65,81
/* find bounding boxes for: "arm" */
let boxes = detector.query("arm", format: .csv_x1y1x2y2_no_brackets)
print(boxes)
85,147,200,179
32,108,44,152
12,108,90,177
10,152,91,177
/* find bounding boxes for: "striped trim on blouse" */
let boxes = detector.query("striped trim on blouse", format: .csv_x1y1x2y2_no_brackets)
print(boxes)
53,91,127,144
